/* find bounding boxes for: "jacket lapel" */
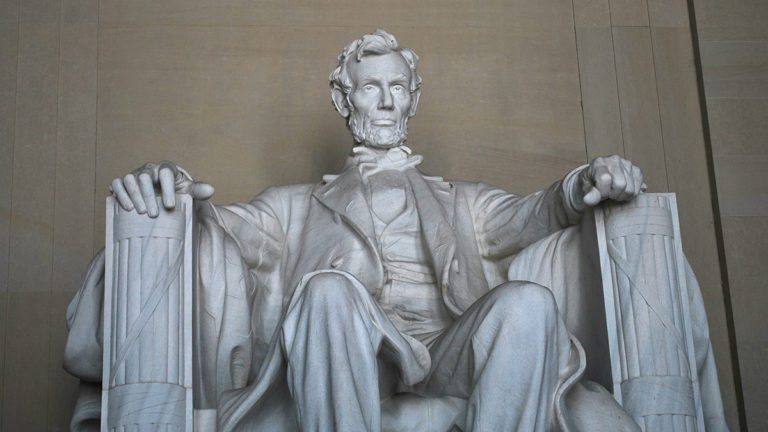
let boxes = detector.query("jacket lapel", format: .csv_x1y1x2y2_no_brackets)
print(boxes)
405,170,459,298
313,167,375,242
315,166,477,317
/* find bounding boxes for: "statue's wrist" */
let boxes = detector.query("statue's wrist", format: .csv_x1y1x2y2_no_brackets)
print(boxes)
564,164,590,213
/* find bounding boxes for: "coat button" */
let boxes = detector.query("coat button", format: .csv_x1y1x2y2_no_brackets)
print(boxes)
331,257,344,268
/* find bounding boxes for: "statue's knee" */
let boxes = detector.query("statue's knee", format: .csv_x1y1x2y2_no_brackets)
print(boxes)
301,272,356,309
491,281,558,319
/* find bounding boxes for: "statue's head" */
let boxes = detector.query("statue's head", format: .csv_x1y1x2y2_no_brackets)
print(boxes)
330,29,422,149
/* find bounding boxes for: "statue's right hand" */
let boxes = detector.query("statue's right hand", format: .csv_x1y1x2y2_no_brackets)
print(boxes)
110,161,215,217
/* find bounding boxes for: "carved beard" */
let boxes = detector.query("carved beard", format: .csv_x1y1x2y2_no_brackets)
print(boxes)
348,110,408,149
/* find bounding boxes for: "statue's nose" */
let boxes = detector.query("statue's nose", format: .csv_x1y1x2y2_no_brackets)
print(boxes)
378,89,394,110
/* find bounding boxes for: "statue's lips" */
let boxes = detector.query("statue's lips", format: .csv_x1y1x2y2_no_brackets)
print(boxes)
371,119,396,126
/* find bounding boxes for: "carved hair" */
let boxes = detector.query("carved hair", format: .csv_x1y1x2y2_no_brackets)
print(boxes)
329,29,422,115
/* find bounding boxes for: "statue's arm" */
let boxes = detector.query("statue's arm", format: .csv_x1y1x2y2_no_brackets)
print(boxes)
108,160,286,271
473,155,646,259
472,168,584,259
196,186,287,272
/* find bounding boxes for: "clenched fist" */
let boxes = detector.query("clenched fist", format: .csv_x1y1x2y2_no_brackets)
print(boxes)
575,155,646,209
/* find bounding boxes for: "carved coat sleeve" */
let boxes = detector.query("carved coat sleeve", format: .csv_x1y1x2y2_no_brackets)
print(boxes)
195,186,289,388
473,168,584,259
200,186,286,274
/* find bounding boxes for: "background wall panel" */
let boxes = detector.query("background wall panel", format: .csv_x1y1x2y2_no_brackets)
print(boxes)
3,0,61,429
613,26,669,191
693,0,768,427
0,0,20,424
47,0,98,429
649,21,740,428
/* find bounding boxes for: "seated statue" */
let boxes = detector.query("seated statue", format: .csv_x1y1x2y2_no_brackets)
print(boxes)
63,29,729,431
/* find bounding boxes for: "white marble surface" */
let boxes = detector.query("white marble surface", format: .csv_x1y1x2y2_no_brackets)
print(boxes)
596,194,705,431
101,195,193,432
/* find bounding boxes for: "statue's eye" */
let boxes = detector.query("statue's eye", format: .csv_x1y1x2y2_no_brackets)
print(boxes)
391,85,405,93
363,84,376,92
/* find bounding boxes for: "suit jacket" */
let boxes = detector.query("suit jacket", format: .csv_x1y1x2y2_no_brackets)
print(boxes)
197,164,583,430
207,164,581,358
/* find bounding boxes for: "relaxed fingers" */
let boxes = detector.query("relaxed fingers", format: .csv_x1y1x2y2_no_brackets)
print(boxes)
159,167,176,209
124,174,147,214
157,161,178,179
111,178,134,211
138,172,159,217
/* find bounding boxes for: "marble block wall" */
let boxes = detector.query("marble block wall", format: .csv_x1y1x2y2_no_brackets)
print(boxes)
0,0,743,429
693,0,768,429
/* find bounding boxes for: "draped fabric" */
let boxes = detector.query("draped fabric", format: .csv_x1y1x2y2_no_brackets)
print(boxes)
63,163,727,431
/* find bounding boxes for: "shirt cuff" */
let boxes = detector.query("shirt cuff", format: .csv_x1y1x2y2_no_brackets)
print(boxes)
562,164,590,217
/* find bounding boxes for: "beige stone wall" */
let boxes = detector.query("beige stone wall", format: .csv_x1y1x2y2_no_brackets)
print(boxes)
0,0,740,429
693,0,768,429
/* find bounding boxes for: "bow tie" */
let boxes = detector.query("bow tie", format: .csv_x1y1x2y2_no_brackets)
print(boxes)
350,145,423,179
322,146,446,184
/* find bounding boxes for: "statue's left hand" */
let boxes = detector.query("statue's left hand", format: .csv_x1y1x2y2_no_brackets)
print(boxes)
110,161,215,218
578,155,646,207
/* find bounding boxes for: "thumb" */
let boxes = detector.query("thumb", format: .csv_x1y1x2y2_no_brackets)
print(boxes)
189,182,215,200
583,186,603,207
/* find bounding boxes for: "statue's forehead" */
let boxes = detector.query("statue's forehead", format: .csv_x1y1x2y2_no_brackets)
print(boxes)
347,52,412,82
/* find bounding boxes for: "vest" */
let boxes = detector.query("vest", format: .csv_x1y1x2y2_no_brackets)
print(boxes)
365,170,454,346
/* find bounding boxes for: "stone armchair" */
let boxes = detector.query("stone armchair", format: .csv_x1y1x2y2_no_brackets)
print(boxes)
63,193,728,432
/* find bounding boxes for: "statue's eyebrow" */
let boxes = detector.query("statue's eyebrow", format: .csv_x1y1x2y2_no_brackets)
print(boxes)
390,74,409,84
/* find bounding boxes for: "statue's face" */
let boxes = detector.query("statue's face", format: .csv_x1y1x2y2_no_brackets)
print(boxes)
346,52,415,149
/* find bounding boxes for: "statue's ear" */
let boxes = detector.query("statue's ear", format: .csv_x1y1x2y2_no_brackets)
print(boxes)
331,87,350,118
409,88,421,117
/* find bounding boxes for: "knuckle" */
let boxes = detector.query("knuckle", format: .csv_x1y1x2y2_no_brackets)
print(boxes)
159,161,178,173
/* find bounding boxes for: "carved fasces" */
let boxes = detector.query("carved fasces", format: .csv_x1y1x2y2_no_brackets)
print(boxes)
102,195,193,432
595,194,705,431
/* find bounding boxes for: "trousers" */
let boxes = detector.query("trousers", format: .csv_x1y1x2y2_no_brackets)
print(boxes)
280,270,575,432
